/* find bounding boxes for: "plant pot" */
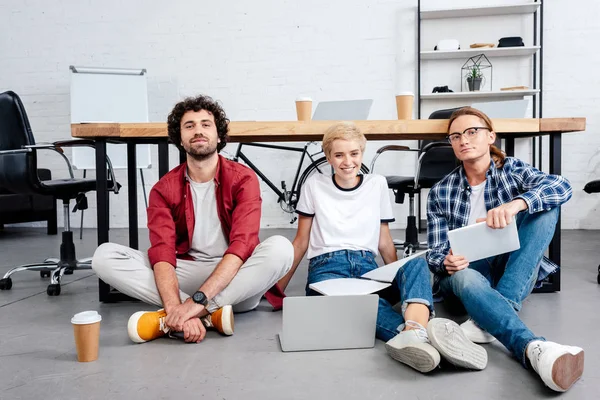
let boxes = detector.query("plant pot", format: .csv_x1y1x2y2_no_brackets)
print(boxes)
467,77,483,91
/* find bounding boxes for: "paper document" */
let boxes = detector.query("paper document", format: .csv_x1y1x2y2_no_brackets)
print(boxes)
448,221,520,262
309,278,391,296
308,250,429,296
361,250,429,283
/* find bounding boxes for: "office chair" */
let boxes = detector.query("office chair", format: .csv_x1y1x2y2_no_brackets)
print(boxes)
0,90,117,296
370,108,461,255
583,179,600,284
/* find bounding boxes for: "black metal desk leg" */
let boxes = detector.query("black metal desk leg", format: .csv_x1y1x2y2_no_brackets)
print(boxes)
127,142,139,250
94,139,111,301
504,137,515,157
158,140,169,178
95,139,109,245
548,132,562,292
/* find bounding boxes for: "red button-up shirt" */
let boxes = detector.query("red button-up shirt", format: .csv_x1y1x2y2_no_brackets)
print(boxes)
147,155,261,268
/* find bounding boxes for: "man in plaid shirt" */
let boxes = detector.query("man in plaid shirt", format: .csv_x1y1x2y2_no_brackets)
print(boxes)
426,107,584,392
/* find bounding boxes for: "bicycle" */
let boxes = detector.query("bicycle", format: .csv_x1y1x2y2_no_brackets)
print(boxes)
227,142,369,223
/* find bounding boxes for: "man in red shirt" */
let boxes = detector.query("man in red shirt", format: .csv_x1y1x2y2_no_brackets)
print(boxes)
92,95,293,344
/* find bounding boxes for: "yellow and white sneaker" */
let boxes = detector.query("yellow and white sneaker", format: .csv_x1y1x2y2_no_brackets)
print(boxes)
201,305,234,336
127,309,169,343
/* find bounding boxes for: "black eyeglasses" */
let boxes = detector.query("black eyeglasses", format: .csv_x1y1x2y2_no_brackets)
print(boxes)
446,127,490,144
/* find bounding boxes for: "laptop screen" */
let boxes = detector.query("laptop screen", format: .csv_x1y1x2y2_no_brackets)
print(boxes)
311,99,373,121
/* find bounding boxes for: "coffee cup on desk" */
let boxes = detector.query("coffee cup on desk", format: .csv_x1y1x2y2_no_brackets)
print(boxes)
71,310,102,362
295,97,312,121
395,92,414,120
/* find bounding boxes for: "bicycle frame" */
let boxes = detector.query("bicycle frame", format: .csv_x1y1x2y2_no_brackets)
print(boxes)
233,142,322,203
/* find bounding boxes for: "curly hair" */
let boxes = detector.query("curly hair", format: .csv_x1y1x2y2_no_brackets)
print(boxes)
167,95,229,152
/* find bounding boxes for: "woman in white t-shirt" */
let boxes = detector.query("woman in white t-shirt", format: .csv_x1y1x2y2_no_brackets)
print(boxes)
278,122,485,374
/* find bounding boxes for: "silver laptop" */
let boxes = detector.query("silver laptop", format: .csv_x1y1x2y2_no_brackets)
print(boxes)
279,294,378,352
312,99,373,121
448,221,521,263
471,99,530,118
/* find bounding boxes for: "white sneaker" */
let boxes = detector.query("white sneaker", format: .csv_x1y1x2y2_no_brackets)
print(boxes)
385,321,441,373
460,319,496,344
427,318,488,370
527,340,584,392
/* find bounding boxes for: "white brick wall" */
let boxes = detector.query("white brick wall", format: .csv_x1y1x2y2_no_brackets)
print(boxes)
1,0,598,230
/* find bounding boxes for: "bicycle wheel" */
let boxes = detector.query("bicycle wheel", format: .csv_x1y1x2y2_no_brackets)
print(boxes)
295,156,370,204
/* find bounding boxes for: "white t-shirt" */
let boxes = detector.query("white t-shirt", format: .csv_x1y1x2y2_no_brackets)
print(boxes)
296,173,395,259
186,176,229,263
468,180,487,225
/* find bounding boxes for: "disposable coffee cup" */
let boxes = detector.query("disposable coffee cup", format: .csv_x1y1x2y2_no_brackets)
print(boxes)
71,310,102,362
395,92,414,120
295,97,312,121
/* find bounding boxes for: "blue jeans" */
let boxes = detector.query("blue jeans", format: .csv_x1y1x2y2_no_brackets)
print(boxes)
438,208,558,366
306,249,434,342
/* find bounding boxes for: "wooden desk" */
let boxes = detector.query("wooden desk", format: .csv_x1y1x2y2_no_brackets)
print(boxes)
72,117,586,299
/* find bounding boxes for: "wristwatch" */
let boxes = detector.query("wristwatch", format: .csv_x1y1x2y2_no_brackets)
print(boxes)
192,291,208,306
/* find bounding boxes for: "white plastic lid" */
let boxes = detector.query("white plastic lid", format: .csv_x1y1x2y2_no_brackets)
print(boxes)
71,310,102,325
396,91,414,96
296,96,312,102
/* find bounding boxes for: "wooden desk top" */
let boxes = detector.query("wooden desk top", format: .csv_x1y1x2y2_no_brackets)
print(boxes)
71,118,586,142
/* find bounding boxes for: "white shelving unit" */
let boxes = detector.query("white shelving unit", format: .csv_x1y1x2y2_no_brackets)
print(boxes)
417,1,543,116
421,3,541,19
420,89,540,100
421,46,540,60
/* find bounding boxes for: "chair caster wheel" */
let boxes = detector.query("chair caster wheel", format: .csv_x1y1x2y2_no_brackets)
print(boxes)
597,265,600,284
47,284,61,296
0,278,12,290
40,271,51,278
64,269,74,275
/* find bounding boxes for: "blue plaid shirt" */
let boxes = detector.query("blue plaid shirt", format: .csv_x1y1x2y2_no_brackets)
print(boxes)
426,157,572,293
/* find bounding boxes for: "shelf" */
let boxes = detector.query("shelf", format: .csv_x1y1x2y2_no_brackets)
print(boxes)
421,3,541,19
421,89,540,100
421,46,540,60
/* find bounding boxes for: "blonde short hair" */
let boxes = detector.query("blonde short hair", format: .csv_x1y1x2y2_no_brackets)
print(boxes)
322,122,366,156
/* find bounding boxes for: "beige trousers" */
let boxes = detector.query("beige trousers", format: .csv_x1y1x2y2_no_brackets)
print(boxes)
91,235,293,313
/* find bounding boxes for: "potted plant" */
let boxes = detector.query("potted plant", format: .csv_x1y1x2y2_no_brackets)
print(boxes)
465,64,483,91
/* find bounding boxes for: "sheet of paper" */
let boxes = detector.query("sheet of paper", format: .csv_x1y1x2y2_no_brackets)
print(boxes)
448,221,520,262
308,278,391,296
361,250,429,283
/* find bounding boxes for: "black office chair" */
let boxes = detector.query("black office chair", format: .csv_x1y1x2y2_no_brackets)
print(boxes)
583,179,600,284
0,90,117,296
370,108,461,255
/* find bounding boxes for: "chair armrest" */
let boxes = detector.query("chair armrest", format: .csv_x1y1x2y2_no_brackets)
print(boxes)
23,144,75,178
375,145,412,154
584,180,600,194
25,140,120,194
421,142,451,152
370,145,417,173
0,149,32,155
53,139,97,149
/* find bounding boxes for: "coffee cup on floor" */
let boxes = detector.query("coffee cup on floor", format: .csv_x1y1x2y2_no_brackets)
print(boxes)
395,92,414,120
295,97,313,121
72,310,102,362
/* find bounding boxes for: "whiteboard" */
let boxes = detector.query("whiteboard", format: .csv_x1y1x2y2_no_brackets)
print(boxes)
70,66,152,170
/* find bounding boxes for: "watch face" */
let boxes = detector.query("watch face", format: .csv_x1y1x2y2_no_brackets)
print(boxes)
193,291,206,305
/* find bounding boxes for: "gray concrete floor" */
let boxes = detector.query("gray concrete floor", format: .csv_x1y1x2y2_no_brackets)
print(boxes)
0,226,599,400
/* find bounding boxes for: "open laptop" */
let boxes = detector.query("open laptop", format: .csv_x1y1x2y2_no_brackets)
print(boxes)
448,221,521,262
279,294,378,352
312,99,373,121
471,99,530,118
